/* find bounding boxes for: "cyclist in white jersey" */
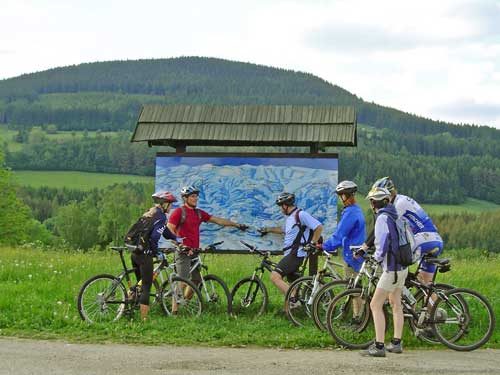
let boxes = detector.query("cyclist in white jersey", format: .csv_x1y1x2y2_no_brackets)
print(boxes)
364,177,443,285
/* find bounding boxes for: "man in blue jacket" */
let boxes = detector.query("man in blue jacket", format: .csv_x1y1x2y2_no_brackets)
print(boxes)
322,181,366,278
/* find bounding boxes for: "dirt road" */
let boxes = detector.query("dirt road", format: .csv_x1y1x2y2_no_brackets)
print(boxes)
1,337,499,375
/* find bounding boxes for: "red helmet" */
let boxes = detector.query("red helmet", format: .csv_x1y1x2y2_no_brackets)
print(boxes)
152,191,177,204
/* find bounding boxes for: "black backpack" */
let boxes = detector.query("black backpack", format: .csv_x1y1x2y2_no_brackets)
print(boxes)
124,215,156,252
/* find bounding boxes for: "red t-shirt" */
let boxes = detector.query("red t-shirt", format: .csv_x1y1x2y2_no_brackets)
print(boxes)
168,205,211,248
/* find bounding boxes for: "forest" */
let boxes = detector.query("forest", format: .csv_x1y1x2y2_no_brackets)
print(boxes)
0,57,499,250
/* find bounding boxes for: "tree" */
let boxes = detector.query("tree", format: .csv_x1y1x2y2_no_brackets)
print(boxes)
0,148,43,244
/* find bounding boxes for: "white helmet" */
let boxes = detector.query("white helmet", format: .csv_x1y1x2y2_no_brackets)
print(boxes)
335,181,357,195
180,185,200,197
366,187,391,201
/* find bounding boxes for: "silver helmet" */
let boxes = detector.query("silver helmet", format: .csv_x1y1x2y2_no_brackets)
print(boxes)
366,187,391,201
275,192,295,206
335,180,358,195
180,185,200,197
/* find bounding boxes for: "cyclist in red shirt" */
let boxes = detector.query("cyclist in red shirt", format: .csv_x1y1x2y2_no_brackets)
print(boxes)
167,185,248,284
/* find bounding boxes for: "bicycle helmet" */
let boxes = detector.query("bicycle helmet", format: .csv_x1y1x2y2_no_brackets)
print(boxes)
152,190,177,204
335,180,358,195
180,185,200,197
372,176,395,192
275,192,295,206
366,187,391,201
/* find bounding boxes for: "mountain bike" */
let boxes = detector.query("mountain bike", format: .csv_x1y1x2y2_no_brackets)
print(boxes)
325,251,388,349
170,241,232,315
231,240,313,317
77,246,202,323
401,256,496,351
284,247,345,327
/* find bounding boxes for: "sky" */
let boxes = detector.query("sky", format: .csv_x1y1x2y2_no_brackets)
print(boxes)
1,0,500,128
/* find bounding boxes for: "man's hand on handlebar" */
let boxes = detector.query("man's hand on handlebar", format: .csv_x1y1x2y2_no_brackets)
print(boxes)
304,241,322,254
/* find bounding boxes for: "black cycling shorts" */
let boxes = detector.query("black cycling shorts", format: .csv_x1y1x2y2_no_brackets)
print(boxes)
275,252,304,282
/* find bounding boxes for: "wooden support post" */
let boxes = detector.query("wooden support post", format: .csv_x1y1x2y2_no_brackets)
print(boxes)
176,144,186,153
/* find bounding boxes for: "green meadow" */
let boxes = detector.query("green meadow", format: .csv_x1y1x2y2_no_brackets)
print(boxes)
0,246,497,349
12,171,153,190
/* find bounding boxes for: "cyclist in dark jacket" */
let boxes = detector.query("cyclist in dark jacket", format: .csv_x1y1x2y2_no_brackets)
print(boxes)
131,190,177,320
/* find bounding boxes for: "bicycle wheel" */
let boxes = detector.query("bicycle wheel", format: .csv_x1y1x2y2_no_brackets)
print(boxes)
326,288,376,349
312,279,349,331
407,283,456,344
231,277,268,317
285,276,317,327
201,274,232,315
160,276,203,317
431,288,496,351
77,274,127,323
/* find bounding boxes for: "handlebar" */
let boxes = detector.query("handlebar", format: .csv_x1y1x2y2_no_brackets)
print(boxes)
240,240,270,257
162,240,225,254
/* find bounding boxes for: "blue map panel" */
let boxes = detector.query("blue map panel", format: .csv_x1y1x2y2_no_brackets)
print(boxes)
156,155,338,251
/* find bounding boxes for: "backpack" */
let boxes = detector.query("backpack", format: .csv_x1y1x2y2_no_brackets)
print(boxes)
124,215,155,252
283,208,313,255
386,214,416,267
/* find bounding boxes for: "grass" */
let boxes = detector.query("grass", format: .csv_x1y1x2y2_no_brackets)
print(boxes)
12,171,153,190
0,246,498,349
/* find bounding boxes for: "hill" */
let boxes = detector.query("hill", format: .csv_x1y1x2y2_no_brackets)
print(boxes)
0,57,499,204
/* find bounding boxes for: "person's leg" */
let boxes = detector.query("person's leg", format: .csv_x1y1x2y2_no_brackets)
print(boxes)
173,251,191,313
140,255,153,319
344,266,361,318
270,271,289,295
370,287,390,343
272,254,303,295
388,289,404,339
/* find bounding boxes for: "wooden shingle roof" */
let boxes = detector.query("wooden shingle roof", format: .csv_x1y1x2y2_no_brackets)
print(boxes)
132,104,357,149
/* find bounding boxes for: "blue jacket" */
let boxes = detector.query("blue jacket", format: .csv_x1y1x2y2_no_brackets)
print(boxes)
373,203,406,272
323,204,366,272
149,207,177,252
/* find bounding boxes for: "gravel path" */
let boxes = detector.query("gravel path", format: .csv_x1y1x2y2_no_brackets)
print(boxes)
1,337,499,375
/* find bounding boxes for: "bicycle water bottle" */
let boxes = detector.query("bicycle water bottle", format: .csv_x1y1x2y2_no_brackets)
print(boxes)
402,286,416,305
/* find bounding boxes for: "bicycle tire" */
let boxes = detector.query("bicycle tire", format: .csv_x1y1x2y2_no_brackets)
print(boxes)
231,277,268,317
312,279,349,331
431,287,496,351
326,288,379,349
407,282,456,344
201,274,233,315
285,276,314,327
77,274,127,323
160,276,203,317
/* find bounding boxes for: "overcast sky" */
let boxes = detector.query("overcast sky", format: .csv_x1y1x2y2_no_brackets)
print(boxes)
1,0,499,128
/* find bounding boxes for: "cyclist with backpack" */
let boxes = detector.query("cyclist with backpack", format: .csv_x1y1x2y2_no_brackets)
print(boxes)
128,190,178,320
258,192,323,295
167,185,249,287
364,177,444,286
360,187,409,357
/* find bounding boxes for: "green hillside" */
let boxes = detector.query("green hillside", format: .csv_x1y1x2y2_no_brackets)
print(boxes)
1,57,499,204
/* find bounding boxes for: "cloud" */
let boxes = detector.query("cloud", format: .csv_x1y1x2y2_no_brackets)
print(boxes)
431,98,500,125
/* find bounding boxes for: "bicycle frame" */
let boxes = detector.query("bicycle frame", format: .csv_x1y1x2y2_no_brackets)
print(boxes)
306,250,344,305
